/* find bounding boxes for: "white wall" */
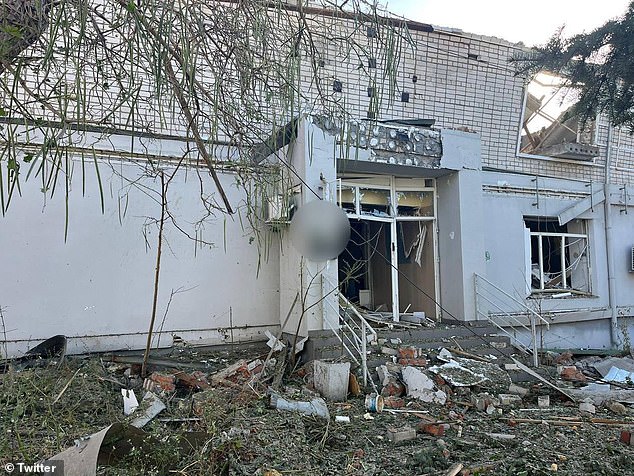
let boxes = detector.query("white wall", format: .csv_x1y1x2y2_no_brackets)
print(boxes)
481,172,610,315
0,158,280,357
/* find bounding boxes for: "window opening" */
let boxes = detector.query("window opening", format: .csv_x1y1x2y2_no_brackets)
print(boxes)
525,218,590,294
520,72,598,161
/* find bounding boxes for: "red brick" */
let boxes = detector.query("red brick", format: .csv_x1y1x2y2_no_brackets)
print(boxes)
175,370,210,390
398,346,417,360
148,372,176,392
559,366,587,382
621,430,632,445
383,396,406,409
417,423,445,437
398,358,428,366
381,380,405,397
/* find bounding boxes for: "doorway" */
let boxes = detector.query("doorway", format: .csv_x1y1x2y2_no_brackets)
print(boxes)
337,177,438,321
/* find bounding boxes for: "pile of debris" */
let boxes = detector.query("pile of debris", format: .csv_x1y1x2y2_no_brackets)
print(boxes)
1,335,633,475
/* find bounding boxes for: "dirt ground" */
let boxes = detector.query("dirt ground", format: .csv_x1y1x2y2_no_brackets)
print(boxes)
0,345,632,476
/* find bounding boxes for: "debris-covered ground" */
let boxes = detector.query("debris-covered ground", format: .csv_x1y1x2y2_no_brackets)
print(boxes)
1,339,633,475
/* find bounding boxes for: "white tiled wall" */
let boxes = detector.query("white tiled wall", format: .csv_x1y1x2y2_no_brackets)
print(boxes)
1,3,632,184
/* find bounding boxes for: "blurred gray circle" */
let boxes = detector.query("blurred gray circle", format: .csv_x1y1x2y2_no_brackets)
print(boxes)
289,200,350,261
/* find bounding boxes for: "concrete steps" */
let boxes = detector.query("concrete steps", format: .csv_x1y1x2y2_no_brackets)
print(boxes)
304,321,519,365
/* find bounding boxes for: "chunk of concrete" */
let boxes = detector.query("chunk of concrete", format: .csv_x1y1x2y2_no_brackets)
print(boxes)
579,400,596,414
387,426,416,443
376,365,392,386
498,394,522,406
508,383,529,397
313,360,350,402
471,392,499,412
401,366,446,404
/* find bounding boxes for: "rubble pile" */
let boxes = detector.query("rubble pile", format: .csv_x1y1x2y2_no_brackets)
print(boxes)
0,337,633,475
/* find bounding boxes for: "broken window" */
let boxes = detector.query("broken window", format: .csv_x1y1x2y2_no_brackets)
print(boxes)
525,218,591,295
519,72,598,161
358,188,392,217
338,185,356,214
396,190,434,217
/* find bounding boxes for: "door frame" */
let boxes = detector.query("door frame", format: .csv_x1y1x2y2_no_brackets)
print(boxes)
337,176,439,321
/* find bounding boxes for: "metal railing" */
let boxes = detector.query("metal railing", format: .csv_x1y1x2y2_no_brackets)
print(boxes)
474,273,550,367
321,277,377,390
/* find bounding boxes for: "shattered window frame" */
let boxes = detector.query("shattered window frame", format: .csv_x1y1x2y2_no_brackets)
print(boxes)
337,179,436,221
525,218,592,296
517,72,599,162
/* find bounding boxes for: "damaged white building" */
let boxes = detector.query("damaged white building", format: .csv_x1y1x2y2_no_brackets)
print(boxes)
1,1,633,359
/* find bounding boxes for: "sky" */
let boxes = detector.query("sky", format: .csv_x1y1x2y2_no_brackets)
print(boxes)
383,0,632,46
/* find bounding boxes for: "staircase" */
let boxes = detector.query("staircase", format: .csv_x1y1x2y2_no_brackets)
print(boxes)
301,273,546,391
304,316,514,383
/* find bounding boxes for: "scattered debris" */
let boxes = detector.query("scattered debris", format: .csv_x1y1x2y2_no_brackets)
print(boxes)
2,337,633,475
608,401,628,415
498,393,522,406
1,335,67,372
25,334,68,360
348,372,361,396
511,357,576,401
145,371,176,392
559,365,587,382
509,383,529,397
429,355,510,390
485,432,517,441
418,422,446,437
365,393,384,412
265,330,286,352
592,357,634,380
445,463,464,476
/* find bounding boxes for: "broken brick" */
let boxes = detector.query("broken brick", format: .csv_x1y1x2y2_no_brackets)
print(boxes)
559,366,587,382
417,423,445,437
146,372,176,392
554,351,574,365
397,346,417,360
398,358,428,366
620,430,632,445
174,370,210,390
383,396,406,409
381,380,406,397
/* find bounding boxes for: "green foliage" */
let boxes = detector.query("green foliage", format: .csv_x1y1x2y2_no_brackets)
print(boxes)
512,1,634,131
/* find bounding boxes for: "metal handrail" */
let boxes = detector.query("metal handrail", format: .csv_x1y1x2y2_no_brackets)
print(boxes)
320,278,376,389
476,309,530,354
475,273,550,328
475,273,544,366
476,291,532,332
337,292,378,341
